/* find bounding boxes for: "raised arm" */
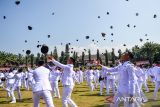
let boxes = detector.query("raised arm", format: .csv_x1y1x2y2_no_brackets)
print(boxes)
102,66,118,72
48,56,68,69
52,60,68,69
95,60,118,72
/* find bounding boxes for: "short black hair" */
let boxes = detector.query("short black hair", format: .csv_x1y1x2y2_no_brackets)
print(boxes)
110,64,114,67
38,60,45,66
89,66,92,70
18,68,23,73
128,52,134,59
70,57,75,64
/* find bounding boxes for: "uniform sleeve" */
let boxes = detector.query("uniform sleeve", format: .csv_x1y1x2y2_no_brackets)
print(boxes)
52,60,68,69
49,72,52,81
102,66,118,72
127,65,136,95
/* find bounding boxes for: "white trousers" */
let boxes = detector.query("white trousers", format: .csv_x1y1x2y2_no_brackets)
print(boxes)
11,86,22,101
142,80,149,92
94,77,99,88
79,76,83,83
106,79,115,95
137,81,148,101
33,90,54,107
62,85,77,107
51,81,60,98
22,79,27,88
154,81,160,99
87,78,94,92
6,83,14,97
100,81,104,95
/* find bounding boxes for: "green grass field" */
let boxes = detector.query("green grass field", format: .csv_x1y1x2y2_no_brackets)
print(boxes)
0,81,160,107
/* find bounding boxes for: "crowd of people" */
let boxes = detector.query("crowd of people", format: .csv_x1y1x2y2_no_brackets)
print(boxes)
0,53,160,107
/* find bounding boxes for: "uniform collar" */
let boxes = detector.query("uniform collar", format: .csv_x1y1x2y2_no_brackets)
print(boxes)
122,61,130,66
67,64,73,67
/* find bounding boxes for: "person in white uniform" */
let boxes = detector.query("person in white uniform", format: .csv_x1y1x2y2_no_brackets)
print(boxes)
75,69,80,84
49,56,78,107
96,52,139,107
78,68,83,84
147,66,155,86
86,67,95,92
0,71,5,88
141,66,149,92
106,64,117,95
153,63,160,100
22,69,28,89
50,66,61,99
32,60,55,107
99,69,105,95
27,67,35,90
134,65,148,103
9,68,24,103
94,67,100,88
5,69,15,98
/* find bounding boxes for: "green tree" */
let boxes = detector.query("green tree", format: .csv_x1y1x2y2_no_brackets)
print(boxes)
118,49,122,59
64,44,70,64
81,52,85,66
50,51,53,57
72,51,78,67
35,53,40,65
30,54,34,67
59,51,65,63
111,48,115,65
88,49,91,62
105,50,109,66
53,46,58,60
141,42,157,65
97,49,100,60
40,54,45,60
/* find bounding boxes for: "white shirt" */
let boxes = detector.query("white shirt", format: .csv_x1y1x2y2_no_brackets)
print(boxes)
52,60,75,86
0,72,4,84
142,68,148,80
6,72,15,84
147,67,155,77
154,66,160,81
86,70,94,80
50,69,61,82
78,70,83,76
102,61,137,95
14,72,23,86
12,70,18,74
0,72,4,79
135,67,144,82
32,66,52,92
94,70,100,78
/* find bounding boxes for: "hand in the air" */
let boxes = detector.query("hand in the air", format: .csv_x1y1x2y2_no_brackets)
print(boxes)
47,56,55,62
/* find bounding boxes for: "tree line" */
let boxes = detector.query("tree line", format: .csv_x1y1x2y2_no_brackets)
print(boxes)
0,42,160,67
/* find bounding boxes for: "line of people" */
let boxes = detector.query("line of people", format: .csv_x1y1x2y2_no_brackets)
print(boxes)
0,54,160,107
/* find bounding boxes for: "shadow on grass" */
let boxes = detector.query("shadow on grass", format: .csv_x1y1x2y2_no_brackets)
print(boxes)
146,90,154,93
20,98,33,103
80,93,102,96
94,104,110,107
0,100,10,104
73,90,88,92
147,99,160,102
0,98,33,104
151,105,160,107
